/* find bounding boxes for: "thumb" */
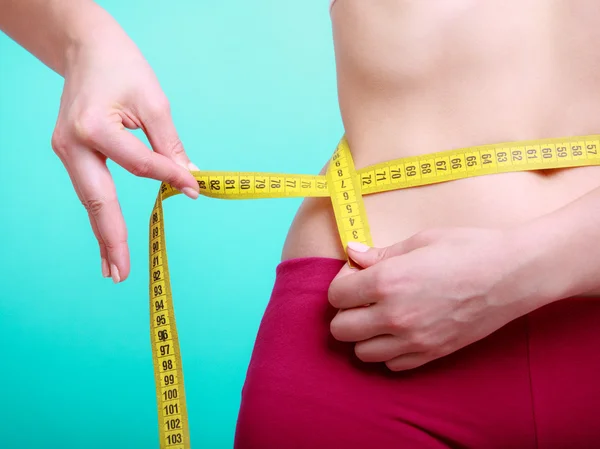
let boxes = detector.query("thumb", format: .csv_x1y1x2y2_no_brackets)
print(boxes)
346,242,391,268
346,240,416,268
346,229,443,268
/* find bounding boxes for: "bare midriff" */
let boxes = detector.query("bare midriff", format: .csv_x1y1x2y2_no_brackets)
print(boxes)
282,1,600,276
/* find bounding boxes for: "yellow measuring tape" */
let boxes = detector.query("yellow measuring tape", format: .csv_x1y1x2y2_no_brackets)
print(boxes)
149,133,600,448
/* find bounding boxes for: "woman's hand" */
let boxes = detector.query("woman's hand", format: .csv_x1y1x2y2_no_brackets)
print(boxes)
50,23,199,283
328,227,550,371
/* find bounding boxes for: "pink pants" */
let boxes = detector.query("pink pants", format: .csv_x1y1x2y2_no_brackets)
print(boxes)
234,258,600,449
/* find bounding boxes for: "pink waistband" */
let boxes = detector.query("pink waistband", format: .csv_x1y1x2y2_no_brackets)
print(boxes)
276,257,600,301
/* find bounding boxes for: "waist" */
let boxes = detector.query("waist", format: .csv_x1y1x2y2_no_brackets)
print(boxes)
283,167,600,254
281,130,600,296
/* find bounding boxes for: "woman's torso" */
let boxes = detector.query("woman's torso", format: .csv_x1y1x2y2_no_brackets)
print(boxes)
282,0,600,291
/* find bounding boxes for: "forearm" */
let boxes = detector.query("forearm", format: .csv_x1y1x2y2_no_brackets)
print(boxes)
516,185,600,303
0,0,124,75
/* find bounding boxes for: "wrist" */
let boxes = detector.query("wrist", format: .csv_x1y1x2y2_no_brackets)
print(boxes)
62,3,130,77
508,212,599,306
505,222,564,308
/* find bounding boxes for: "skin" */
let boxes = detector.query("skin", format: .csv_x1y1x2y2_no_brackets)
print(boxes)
5,0,600,372
0,0,200,283
282,0,600,370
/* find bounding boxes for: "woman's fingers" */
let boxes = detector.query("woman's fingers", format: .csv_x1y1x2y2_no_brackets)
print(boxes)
69,147,131,283
385,352,433,372
76,115,199,198
354,335,415,363
59,153,112,279
329,305,383,342
53,103,200,282
88,210,111,278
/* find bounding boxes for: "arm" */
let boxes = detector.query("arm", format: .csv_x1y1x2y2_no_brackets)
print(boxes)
0,0,200,283
326,182,600,371
517,184,600,302
0,0,115,75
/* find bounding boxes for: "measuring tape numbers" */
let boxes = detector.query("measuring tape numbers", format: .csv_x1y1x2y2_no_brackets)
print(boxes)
148,133,600,448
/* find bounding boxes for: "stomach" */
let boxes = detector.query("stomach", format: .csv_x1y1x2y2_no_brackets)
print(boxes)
281,0,600,288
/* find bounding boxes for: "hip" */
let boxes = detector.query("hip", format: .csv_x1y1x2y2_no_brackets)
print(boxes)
235,257,600,449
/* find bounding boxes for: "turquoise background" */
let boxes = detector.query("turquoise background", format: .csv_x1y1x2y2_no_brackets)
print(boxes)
0,2,340,448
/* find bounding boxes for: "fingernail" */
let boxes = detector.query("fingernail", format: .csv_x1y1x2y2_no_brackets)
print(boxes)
181,187,199,199
101,258,110,278
347,242,370,252
111,264,121,284
188,162,200,171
